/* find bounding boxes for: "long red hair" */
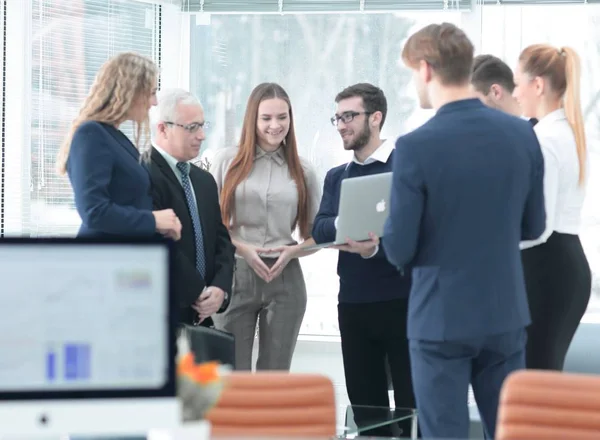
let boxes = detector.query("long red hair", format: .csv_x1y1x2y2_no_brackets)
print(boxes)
220,83,310,239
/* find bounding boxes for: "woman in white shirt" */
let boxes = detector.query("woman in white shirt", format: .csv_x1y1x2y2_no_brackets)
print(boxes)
513,45,591,370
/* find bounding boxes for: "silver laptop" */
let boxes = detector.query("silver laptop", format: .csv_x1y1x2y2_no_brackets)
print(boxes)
309,171,393,250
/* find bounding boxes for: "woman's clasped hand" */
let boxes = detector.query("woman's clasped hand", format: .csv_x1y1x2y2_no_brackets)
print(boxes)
153,208,182,241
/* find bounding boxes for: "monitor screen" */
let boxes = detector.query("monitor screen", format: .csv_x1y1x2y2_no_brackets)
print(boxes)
0,241,170,393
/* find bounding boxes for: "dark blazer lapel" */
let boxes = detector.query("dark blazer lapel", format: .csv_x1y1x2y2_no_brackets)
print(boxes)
151,147,183,190
152,148,210,237
101,124,141,162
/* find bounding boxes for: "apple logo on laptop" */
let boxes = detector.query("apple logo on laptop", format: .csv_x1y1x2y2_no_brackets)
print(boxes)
376,199,386,213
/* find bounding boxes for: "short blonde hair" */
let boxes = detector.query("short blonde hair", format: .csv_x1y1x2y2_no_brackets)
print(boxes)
56,52,158,175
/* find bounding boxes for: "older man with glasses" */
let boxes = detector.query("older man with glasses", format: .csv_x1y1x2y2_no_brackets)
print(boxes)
149,88,235,327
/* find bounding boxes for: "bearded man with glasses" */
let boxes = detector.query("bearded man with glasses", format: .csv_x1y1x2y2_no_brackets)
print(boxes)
313,83,417,438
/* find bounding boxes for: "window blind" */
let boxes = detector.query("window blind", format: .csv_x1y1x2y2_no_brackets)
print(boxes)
481,0,598,4
181,0,472,13
30,0,161,236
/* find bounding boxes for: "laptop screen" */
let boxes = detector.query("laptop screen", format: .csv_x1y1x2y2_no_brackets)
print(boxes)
0,239,174,398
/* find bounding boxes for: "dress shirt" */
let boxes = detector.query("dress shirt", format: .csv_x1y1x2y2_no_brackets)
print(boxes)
210,145,321,254
346,138,395,169
336,139,395,258
521,108,587,249
153,143,198,206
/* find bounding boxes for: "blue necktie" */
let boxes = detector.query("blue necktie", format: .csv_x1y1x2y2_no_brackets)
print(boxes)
176,162,206,279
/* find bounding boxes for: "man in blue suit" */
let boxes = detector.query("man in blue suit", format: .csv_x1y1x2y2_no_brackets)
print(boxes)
382,23,546,439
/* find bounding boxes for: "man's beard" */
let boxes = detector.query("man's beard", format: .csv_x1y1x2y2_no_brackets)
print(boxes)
344,120,371,152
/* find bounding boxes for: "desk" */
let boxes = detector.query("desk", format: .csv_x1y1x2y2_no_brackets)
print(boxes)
20,410,419,440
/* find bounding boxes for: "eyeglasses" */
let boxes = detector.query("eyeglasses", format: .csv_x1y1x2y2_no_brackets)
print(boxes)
330,111,371,126
164,121,210,133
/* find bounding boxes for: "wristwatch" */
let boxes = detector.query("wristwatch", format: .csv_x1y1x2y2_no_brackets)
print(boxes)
218,290,230,313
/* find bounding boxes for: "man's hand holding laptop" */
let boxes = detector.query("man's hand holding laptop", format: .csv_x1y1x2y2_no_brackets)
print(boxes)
333,232,380,258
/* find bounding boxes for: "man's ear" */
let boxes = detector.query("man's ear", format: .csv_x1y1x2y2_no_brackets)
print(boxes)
489,84,503,99
157,122,167,137
370,111,383,129
418,59,433,84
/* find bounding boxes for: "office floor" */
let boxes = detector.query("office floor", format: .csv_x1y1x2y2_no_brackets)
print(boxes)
255,337,483,435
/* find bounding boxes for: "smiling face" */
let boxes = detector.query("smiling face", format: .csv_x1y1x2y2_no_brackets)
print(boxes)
255,98,290,151
513,63,541,119
335,96,373,152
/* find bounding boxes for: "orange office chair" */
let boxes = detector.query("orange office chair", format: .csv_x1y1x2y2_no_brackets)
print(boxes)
496,369,600,440
205,372,336,437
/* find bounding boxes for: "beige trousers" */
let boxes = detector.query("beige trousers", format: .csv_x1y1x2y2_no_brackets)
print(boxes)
213,257,307,371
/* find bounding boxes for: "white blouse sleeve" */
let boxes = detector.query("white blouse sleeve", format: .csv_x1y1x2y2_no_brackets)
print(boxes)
520,135,560,249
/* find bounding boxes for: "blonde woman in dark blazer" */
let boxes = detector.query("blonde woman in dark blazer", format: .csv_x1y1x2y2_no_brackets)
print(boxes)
57,52,180,240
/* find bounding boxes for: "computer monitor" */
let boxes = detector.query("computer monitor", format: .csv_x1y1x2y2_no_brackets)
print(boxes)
0,238,180,436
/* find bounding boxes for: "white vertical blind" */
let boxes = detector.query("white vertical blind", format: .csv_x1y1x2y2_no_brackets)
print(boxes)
30,0,161,236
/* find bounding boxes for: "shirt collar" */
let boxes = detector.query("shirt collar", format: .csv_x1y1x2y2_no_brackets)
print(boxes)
346,138,395,169
535,108,566,132
255,145,285,166
154,142,183,176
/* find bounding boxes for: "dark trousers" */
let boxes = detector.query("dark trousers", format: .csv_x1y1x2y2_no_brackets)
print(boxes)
409,328,526,439
522,232,591,371
338,298,416,438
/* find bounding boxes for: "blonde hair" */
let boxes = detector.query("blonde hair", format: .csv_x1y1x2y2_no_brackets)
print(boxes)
519,44,586,185
56,52,158,175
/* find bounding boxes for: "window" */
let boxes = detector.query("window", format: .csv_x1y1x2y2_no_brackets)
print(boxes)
189,11,463,336
29,0,161,236
478,3,600,318
0,0,5,235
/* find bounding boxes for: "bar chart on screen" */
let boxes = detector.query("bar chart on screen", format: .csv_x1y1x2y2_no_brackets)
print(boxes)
45,343,92,382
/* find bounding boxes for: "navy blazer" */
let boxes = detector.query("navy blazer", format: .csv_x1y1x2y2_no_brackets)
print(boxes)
382,99,546,342
67,121,156,237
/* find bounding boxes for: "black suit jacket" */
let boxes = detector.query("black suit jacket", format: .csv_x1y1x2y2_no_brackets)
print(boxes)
149,147,235,326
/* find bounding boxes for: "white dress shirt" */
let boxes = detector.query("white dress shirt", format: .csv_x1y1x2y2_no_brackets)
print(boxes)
345,137,395,168
336,138,395,258
154,143,197,206
520,108,587,249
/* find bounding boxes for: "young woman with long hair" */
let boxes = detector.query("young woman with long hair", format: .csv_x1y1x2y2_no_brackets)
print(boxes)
210,83,321,371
